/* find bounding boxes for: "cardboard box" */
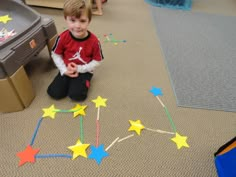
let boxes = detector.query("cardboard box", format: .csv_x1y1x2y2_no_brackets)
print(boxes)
0,66,35,112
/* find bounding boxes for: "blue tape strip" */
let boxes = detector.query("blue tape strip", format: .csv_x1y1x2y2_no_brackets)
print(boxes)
35,154,72,159
30,117,43,146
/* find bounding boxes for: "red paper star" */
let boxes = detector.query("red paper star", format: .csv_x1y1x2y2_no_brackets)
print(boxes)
16,145,40,166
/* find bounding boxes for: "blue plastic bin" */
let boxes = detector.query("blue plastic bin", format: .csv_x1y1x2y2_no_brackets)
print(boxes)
145,0,192,10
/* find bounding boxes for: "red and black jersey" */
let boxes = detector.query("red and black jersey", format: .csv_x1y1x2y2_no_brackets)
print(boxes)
52,30,103,66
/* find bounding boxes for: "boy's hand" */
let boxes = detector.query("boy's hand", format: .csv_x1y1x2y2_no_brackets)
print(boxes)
64,70,78,77
68,62,78,72
65,62,79,78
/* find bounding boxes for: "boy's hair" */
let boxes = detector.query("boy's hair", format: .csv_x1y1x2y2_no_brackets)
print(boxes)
63,0,92,21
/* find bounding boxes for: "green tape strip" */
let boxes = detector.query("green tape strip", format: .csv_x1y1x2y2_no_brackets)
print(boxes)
164,106,177,133
54,108,81,113
80,116,84,144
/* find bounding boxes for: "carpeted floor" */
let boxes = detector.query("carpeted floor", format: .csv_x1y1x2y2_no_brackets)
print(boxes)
150,7,236,112
0,0,236,177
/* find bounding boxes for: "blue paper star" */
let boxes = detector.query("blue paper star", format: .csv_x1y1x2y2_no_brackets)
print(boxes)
88,144,109,165
149,87,163,96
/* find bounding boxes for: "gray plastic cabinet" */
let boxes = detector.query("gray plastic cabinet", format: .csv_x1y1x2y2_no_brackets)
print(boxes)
0,0,58,112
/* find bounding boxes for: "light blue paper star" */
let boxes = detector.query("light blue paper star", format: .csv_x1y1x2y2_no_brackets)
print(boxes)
149,87,163,96
88,144,109,165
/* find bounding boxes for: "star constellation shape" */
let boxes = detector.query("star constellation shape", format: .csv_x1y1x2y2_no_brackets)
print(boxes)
128,120,145,135
42,104,57,119
17,89,190,167
88,144,109,165
0,15,12,24
16,145,40,166
103,33,126,45
92,96,107,108
171,133,189,149
70,104,87,118
149,87,163,96
0,28,16,43
68,139,90,160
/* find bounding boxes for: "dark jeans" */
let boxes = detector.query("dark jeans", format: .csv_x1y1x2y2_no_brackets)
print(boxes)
47,72,93,101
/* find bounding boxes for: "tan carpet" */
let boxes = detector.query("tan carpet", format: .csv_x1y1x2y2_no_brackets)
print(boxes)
1,0,236,176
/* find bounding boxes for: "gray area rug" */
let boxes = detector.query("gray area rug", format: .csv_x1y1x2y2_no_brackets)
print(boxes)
150,7,236,112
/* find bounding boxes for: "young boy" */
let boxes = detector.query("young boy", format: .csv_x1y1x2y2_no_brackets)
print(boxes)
47,0,103,101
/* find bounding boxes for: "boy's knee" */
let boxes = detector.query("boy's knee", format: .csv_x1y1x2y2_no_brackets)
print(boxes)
69,93,87,102
47,88,66,100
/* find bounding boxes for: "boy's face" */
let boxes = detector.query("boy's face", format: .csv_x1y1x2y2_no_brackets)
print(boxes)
65,13,90,39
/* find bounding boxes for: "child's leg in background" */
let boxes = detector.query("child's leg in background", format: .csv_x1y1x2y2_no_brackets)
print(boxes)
68,73,93,101
92,0,103,16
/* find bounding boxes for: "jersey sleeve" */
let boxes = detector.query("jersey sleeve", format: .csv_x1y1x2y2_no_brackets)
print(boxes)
92,39,104,61
52,34,64,55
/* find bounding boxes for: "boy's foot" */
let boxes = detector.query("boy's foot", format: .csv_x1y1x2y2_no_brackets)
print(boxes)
92,10,103,16
92,5,103,9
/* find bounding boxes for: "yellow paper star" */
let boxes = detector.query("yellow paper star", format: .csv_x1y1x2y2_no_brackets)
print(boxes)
68,139,90,160
171,132,189,149
0,15,12,24
92,96,107,108
128,120,145,135
42,105,57,119
70,104,87,118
